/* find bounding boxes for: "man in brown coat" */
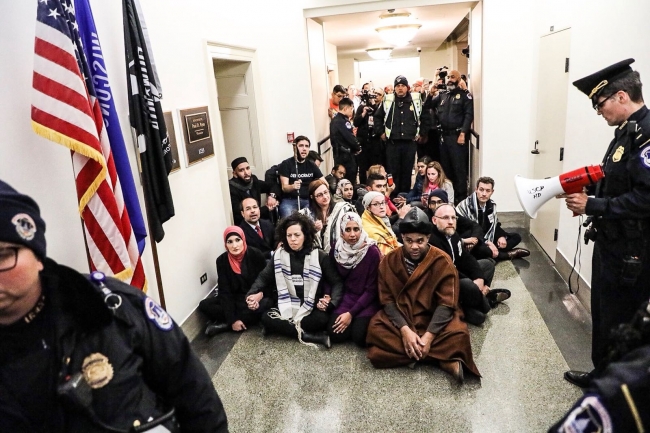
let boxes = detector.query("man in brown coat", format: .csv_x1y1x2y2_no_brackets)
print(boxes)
366,207,480,383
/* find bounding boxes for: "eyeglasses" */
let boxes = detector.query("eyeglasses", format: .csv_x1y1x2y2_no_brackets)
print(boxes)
593,93,616,111
370,201,386,207
0,247,20,272
429,199,443,206
314,191,330,199
435,215,457,221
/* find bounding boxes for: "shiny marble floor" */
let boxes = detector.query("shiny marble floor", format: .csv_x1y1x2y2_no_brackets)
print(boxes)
189,213,593,432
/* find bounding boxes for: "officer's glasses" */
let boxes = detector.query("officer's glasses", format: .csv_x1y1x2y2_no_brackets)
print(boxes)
0,247,20,272
593,93,616,111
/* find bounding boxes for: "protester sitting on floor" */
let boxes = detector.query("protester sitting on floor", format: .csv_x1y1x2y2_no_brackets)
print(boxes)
333,178,354,204
365,207,481,383
328,212,382,347
199,226,268,336
427,189,486,255
404,156,433,204
421,161,454,205
246,213,343,348
308,179,357,252
325,164,346,195
238,197,275,259
355,173,406,218
361,191,401,256
306,150,323,168
367,164,397,199
429,204,511,326
456,177,530,261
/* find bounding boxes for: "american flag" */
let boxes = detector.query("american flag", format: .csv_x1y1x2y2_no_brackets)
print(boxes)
31,0,146,289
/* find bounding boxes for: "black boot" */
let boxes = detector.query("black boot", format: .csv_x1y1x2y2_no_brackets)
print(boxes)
302,331,331,348
204,321,229,337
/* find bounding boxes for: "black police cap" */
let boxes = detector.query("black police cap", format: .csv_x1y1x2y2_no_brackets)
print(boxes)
573,58,635,101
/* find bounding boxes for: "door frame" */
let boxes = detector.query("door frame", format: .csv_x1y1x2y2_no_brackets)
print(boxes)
204,41,269,223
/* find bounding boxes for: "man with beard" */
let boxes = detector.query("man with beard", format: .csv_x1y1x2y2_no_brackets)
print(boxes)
365,207,479,383
330,98,361,184
238,197,275,259
374,75,431,196
229,157,280,225
426,70,474,203
278,135,325,218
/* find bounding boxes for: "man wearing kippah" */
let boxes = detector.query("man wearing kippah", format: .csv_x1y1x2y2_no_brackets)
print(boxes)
562,59,650,389
0,180,228,432
229,156,280,225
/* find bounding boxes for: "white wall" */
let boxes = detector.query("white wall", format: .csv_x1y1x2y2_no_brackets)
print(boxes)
307,19,331,151
337,57,356,90
420,44,455,79
1,0,319,323
359,57,421,91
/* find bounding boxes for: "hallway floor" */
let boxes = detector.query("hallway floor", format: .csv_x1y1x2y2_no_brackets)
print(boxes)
190,213,593,432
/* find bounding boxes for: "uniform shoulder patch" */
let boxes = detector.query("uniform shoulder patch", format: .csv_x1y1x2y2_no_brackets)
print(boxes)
467,92,473,100
557,395,613,433
345,121,352,129
144,297,174,331
641,146,650,168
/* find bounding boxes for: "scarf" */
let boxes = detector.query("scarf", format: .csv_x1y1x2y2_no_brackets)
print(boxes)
333,179,352,202
334,212,376,269
456,192,497,243
270,247,322,346
224,226,247,274
321,201,357,253
228,176,254,194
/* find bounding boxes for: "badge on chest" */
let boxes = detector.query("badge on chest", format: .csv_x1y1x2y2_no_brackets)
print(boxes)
612,146,625,163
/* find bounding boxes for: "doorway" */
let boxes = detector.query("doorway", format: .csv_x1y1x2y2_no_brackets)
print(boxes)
213,59,263,178
530,28,571,261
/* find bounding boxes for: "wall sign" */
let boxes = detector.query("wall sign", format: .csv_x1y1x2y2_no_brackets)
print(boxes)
163,111,181,173
179,106,215,166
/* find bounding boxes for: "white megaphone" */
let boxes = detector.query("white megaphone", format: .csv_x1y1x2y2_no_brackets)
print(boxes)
515,165,604,218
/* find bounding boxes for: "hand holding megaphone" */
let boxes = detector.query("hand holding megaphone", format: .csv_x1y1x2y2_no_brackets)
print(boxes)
515,165,604,218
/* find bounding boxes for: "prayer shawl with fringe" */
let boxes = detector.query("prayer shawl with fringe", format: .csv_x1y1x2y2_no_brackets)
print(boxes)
366,247,480,376
456,193,497,243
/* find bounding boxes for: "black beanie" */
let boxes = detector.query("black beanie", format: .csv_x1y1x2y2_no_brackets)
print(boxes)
231,157,248,171
394,75,409,88
0,180,47,260
399,207,432,235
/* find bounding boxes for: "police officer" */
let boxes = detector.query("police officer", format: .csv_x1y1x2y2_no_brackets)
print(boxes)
374,75,431,196
426,70,474,203
0,180,228,432
563,59,650,388
330,97,360,184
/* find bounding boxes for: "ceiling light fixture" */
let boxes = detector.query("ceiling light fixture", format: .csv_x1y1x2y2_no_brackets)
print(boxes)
366,48,393,60
375,12,421,47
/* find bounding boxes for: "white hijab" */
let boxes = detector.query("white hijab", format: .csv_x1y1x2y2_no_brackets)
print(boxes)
333,212,376,269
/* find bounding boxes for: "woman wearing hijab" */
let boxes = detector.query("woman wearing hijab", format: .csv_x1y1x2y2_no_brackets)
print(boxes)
332,178,354,204
309,178,357,252
328,212,382,346
361,191,401,256
199,226,267,336
246,213,344,348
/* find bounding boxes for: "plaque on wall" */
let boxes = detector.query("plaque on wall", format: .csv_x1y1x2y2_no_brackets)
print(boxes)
179,106,215,166
163,111,181,173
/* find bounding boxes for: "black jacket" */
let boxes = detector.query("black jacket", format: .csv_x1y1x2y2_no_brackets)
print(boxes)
429,229,484,281
330,112,360,162
229,174,280,225
426,87,474,134
238,219,276,259
374,93,431,141
247,248,344,312
0,259,228,433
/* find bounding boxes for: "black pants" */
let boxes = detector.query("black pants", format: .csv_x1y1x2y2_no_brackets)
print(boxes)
478,258,496,286
472,233,522,261
459,278,491,313
385,139,417,195
356,139,371,185
335,154,358,185
439,131,469,202
418,129,440,162
366,136,385,169
198,297,263,327
326,314,372,347
261,309,330,338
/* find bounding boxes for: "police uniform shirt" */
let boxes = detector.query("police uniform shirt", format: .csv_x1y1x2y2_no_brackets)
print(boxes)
330,112,360,158
430,88,474,133
278,157,323,200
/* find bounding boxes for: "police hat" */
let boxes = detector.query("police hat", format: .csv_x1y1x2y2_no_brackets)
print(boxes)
573,58,635,101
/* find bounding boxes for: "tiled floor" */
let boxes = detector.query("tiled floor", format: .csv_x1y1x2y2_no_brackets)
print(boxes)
189,212,594,432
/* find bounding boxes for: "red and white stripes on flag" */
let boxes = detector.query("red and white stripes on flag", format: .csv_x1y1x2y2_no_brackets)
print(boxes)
31,0,146,289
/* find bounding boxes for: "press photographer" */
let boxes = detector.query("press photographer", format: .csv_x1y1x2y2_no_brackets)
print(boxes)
354,84,380,184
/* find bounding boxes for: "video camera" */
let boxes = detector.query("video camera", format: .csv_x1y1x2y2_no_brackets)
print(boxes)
360,89,377,111
437,66,449,80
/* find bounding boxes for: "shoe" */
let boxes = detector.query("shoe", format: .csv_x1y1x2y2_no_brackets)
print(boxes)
564,370,593,388
302,331,331,348
439,360,464,384
485,288,512,309
507,248,530,260
462,308,486,326
204,321,229,337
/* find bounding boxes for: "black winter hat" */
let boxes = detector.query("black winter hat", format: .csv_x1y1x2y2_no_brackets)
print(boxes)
394,75,409,88
0,180,47,260
399,207,432,235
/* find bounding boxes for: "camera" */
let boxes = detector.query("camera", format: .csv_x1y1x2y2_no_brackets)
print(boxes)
417,47,422,53
438,66,449,80
461,46,470,59
360,89,377,106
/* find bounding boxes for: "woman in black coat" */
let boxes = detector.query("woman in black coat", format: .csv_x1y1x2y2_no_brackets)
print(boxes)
199,226,267,336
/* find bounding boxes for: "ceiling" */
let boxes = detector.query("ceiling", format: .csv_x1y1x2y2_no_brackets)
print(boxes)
316,2,476,62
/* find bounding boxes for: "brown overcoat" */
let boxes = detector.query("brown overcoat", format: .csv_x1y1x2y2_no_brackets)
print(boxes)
366,246,480,376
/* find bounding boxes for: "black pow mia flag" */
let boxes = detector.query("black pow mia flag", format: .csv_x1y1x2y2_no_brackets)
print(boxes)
123,0,174,242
